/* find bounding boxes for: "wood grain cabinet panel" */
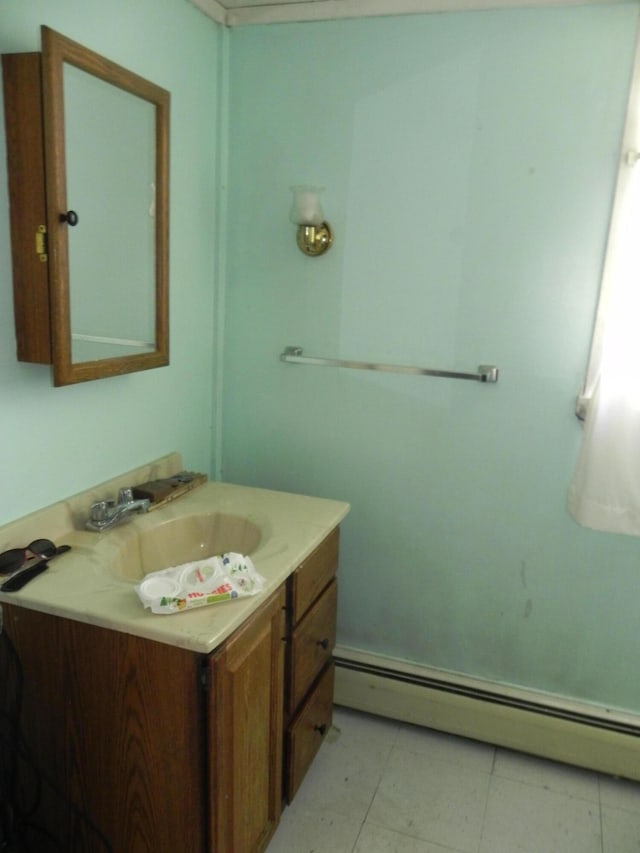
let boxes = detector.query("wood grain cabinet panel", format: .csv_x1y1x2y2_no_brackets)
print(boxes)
1,52,51,363
207,587,285,853
1,606,205,852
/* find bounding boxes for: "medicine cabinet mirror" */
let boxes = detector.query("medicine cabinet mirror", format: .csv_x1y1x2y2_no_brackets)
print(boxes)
2,26,169,386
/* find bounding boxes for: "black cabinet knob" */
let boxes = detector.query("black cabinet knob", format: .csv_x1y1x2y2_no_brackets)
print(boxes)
316,638,329,650
60,210,79,226
313,723,327,736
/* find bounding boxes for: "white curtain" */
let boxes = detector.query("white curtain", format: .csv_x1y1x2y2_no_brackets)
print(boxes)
569,29,640,535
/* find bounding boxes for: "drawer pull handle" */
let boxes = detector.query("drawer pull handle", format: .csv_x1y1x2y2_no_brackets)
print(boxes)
316,638,329,650
314,723,327,736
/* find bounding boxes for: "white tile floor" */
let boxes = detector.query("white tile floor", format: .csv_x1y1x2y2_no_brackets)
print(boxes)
268,706,640,853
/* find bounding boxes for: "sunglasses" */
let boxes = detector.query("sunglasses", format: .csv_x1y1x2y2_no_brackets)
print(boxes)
0,538,71,576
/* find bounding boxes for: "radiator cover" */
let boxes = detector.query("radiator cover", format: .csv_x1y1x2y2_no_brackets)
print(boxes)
334,646,640,781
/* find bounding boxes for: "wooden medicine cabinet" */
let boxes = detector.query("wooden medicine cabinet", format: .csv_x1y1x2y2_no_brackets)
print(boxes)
2,26,169,386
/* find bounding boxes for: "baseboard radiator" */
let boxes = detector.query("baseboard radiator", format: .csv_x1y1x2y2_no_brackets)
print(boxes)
333,646,640,781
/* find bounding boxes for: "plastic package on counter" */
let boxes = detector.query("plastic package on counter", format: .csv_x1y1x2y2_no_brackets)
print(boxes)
135,552,265,615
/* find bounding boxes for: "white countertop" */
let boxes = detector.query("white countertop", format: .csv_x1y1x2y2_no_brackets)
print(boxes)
0,455,349,654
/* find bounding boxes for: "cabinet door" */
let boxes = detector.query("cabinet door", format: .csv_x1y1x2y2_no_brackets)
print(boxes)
1,52,51,362
1,605,205,853
207,588,286,853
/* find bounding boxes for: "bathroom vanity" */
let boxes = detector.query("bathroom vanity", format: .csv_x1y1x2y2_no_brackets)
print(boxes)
0,454,348,852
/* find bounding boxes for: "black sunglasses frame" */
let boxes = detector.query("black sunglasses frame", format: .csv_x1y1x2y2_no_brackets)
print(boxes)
0,539,67,576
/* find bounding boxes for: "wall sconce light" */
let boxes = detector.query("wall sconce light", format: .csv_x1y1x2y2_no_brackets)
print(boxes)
289,185,333,257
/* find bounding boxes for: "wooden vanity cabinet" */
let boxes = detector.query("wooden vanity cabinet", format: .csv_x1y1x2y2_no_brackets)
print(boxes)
1,586,285,853
0,525,340,851
284,526,339,802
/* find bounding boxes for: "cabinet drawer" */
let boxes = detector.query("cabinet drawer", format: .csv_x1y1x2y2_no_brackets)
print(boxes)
284,662,334,803
290,527,339,622
288,579,337,715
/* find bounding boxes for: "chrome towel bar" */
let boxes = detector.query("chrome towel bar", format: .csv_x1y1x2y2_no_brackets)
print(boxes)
280,346,499,384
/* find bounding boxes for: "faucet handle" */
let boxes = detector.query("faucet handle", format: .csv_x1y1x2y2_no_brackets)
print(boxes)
118,487,134,504
89,498,115,522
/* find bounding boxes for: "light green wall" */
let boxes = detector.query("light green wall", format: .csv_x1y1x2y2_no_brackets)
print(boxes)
0,0,222,523
3,0,640,717
223,5,640,712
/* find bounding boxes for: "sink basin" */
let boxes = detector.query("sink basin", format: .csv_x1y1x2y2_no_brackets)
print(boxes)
112,513,262,581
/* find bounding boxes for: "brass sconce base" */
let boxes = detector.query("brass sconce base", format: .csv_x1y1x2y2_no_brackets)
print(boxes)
296,222,333,256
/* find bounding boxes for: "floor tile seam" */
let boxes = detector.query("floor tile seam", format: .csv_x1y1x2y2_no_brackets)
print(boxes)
333,725,402,755
280,796,362,824
279,800,368,851
475,759,496,853
599,776,640,814
600,800,640,818
488,770,601,805
348,816,368,853
477,791,604,853
355,735,400,826
489,746,497,775
363,763,491,853
391,743,495,778
597,783,605,853
596,773,605,853
359,733,400,832
361,815,471,853
388,720,402,749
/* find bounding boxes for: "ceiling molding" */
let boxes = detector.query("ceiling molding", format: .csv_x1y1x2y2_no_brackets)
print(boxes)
188,0,227,25
190,0,627,27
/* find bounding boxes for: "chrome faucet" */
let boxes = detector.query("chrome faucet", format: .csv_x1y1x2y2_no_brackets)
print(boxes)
86,487,150,532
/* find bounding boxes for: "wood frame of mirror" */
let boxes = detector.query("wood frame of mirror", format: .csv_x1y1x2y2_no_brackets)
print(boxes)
2,26,169,386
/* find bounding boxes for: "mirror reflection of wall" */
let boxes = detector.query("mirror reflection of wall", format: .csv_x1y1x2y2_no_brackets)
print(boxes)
2,25,169,386
64,63,157,363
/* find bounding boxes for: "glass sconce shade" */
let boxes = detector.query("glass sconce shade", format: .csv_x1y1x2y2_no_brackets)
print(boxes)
289,185,325,226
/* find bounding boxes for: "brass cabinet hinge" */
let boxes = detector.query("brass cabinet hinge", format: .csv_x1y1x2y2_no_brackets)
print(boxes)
35,225,48,262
